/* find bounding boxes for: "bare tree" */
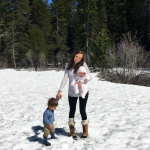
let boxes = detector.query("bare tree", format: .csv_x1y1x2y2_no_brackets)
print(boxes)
98,32,150,86
56,52,70,69
0,17,17,69
39,52,46,70
0,54,8,68
26,50,46,71
12,20,16,69
26,50,34,68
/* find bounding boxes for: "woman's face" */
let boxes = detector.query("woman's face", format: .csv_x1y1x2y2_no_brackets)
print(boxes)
74,54,83,65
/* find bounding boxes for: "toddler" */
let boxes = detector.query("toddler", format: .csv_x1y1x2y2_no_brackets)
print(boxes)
43,97,59,146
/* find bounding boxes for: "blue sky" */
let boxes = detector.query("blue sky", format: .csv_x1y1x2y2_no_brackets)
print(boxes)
48,0,52,3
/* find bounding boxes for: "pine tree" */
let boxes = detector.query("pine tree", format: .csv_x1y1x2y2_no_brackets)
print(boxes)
0,0,12,66
92,29,111,68
30,0,51,32
145,0,150,50
105,0,128,41
75,0,108,66
21,24,46,70
50,0,70,64
97,0,107,30
30,0,56,63
0,0,30,68
66,0,77,53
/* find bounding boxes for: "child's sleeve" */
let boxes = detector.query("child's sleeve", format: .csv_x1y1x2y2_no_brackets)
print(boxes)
43,111,53,126
84,74,90,81
81,63,93,84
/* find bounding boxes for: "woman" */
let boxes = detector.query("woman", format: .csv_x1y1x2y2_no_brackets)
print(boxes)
56,50,92,140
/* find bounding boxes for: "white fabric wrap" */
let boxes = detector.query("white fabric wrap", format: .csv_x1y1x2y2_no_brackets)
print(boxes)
58,62,93,97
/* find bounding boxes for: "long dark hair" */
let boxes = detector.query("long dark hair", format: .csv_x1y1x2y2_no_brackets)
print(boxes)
67,50,85,74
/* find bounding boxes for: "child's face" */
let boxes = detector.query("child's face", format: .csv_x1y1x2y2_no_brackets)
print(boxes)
78,72,85,77
49,106,57,111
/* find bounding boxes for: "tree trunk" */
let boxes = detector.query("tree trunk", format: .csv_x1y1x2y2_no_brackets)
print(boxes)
12,20,16,69
86,0,89,66
57,8,59,32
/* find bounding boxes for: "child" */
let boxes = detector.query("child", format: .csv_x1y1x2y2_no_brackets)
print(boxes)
71,66,90,98
43,97,59,146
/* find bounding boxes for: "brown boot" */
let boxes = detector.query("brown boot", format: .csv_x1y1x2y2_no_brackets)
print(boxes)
81,120,89,138
68,122,78,140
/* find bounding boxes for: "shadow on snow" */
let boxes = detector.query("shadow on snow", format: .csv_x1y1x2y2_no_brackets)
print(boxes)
27,125,70,144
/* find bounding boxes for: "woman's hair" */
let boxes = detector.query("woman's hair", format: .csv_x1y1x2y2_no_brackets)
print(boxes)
67,50,85,74
48,97,58,107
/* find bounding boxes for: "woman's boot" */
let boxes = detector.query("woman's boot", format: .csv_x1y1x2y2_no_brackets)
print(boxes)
68,119,78,140
81,120,89,139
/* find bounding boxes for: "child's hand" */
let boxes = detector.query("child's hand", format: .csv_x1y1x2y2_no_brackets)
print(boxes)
56,91,62,99
50,124,53,128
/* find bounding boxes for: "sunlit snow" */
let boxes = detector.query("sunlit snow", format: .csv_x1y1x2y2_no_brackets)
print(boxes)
0,69,150,150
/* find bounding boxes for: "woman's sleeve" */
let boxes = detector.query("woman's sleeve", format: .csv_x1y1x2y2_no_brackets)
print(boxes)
83,62,93,84
58,64,69,91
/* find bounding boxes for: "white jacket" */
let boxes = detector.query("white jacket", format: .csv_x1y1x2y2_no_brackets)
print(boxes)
71,66,90,98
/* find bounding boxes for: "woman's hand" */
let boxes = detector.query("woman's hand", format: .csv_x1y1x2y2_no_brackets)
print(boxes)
56,90,62,99
76,81,82,89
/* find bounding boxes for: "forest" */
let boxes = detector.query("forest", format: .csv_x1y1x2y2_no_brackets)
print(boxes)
0,0,150,71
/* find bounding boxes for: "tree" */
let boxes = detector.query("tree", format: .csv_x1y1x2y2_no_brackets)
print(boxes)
92,29,111,68
30,0,53,62
98,32,150,87
105,0,128,41
0,0,30,68
0,0,13,67
21,25,47,70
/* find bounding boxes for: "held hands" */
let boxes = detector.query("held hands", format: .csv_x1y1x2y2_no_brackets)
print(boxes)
50,124,53,128
56,90,62,99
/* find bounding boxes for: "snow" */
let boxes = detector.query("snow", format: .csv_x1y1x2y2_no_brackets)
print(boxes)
0,69,150,150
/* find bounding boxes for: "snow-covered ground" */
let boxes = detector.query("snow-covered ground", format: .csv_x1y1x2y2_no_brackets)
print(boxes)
0,69,150,150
